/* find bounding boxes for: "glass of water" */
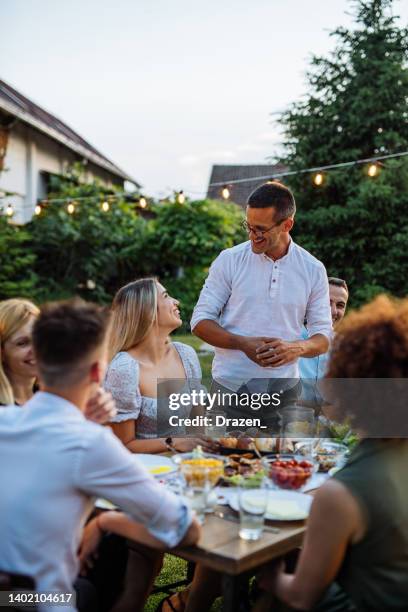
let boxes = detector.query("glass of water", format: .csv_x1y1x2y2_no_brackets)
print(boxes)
238,477,269,541
180,463,209,524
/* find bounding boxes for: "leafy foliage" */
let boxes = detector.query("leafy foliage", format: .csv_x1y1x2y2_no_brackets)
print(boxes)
0,216,37,300
279,0,408,304
148,199,246,329
1,165,245,324
28,165,146,302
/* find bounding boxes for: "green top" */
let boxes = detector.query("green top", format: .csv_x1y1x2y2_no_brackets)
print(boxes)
333,438,408,612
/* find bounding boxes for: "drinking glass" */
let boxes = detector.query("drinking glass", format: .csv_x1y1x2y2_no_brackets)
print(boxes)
205,410,227,437
180,463,209,524
180,459,224,524
280,406,316,439
238,477,269,541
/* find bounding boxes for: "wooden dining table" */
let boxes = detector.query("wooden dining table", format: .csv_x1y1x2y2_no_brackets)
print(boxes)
171,506,306,612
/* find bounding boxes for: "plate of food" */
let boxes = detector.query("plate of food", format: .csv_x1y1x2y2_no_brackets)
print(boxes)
229,489,313,521
134,454,179,477
220,453,265,486
218,435,295,455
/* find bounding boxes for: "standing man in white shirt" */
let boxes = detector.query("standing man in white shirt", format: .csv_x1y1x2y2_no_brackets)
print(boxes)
191,181,332,423
0,299,199,612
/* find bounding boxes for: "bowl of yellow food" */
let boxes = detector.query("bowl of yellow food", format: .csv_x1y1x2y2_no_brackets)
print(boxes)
180,458,224,487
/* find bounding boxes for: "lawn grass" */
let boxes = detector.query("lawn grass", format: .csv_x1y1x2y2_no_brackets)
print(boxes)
145,554,222,611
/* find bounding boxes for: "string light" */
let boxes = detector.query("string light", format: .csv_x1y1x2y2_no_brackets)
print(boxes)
101,200,110,212
6,204,14,217
67,202,75,215
221,186,230,200
34,204,42,215
208,150,408,189
177,191,185,204
367,163,380,177
313,172,325,186
139,196,147,208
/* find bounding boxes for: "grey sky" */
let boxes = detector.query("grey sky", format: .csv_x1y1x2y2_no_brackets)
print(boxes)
2,0,407,198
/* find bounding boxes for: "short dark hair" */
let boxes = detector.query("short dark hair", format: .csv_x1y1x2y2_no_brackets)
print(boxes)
247,181,296,221
32,298,109,387
328,277,348,293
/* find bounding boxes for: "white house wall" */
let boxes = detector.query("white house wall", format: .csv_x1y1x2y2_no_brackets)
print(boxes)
0,122,124,224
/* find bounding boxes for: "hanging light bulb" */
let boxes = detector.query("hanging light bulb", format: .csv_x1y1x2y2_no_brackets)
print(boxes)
6,203,14,217
367,163,379,177
312,172,324,186
67,202,75,215
177,191,185,204
35,204,42,215
139,196,147,209
221,186,230,200
101,200,110,212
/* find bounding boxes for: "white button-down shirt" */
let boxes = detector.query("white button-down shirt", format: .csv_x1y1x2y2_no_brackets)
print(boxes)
191,239,332,385
0,392,191,612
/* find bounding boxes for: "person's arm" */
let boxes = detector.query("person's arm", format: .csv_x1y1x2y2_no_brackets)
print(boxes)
255,333,329,367
110,420,216,453
78,511,200,574
257,479,365,610
194,319,273,365
84,388,117,424
76,427,195,548
190,251,233,341
304,263,332,354
191,251,277,364
98,511,200,547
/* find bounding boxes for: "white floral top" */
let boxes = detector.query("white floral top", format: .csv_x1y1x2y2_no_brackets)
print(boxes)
104,342,202,439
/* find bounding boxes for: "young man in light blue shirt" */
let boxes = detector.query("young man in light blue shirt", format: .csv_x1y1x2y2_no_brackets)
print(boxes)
299,277,349,404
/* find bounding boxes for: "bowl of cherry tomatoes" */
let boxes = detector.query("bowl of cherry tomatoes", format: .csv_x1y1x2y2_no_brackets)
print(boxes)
263,454,316,490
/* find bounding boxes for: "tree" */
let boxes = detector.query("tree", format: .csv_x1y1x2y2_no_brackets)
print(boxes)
147,198,246,329
279,0,408,303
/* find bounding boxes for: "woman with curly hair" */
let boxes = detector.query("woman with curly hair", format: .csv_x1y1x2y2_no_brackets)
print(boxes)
257,295,408,612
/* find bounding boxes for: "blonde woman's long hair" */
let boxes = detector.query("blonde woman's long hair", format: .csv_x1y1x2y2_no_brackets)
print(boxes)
0,299,40,405
108,278,158,360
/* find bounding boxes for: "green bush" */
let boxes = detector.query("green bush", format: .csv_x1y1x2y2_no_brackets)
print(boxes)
0,216,38,300
28,168,147,303
1,167,245,312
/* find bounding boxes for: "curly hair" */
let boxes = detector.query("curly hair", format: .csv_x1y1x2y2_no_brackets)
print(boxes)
325,295,408,437
327,294,408,379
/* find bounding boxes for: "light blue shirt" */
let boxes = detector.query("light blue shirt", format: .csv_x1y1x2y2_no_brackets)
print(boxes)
0,392,191,612
299,327,329,404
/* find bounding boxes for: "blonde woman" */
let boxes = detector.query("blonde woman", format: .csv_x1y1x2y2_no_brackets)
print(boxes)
0,298,116,421
105,278,215,453
0,299,39,406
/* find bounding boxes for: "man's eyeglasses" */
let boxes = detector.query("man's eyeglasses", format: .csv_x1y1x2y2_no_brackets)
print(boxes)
241,219,284,237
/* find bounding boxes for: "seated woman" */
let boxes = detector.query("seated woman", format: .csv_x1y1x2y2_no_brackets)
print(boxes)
0,298,116,421
258,295,408,612
0,299,39,406
105,277,215,453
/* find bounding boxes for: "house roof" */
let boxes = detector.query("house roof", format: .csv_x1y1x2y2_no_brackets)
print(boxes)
207,163,288,207
0,78,140,186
